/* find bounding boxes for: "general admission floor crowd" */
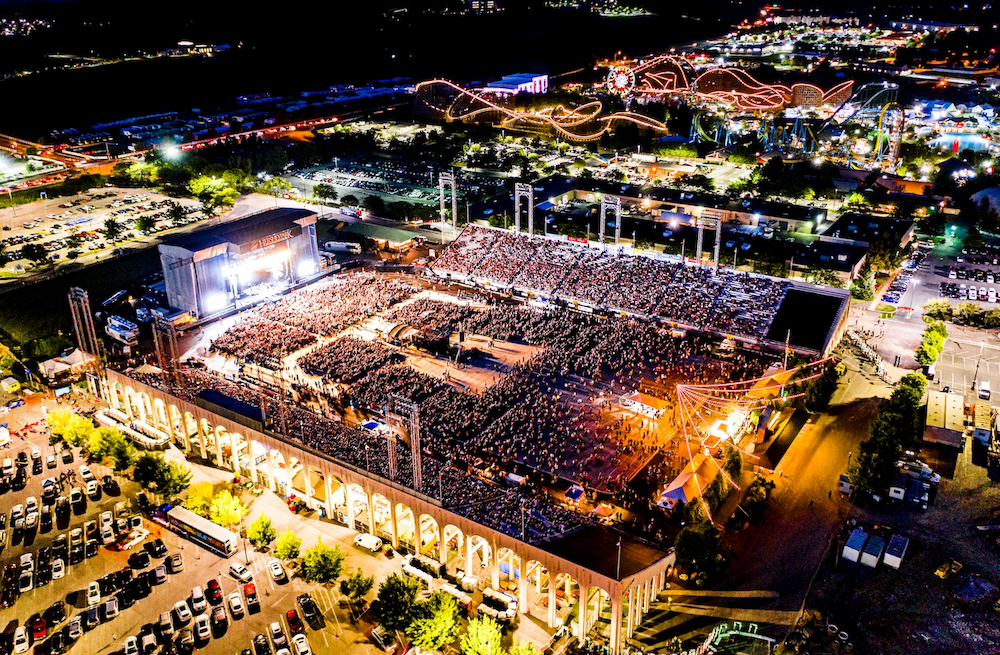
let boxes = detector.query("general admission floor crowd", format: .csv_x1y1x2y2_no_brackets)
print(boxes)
431,225,791,340
126,268,768,544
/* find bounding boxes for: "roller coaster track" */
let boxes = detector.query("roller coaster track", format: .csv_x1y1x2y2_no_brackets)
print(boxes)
415,79,671,141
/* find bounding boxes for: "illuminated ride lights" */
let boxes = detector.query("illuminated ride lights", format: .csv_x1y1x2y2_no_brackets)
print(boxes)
606,66,637,95
415,79,670,142
672,357,834,522
605,54,854,112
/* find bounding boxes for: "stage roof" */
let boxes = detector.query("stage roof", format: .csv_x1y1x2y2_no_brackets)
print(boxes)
340,222,421,244
164,208,317,255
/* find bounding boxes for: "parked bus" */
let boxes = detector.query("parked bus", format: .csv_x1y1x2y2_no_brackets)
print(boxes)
152,504,238,557
105,316,139,346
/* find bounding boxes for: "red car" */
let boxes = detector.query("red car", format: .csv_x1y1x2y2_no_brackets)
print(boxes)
31,616,47,640
206,579,223,605
286,610,304,636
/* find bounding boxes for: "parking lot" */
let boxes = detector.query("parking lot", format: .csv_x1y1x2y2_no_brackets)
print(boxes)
0,188,203,272
0,399,455,655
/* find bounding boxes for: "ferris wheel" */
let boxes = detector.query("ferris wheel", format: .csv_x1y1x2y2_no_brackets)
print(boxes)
606,66,636,96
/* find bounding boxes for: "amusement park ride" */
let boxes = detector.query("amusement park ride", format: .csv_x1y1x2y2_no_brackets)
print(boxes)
416,53,904,170
672,357,834,523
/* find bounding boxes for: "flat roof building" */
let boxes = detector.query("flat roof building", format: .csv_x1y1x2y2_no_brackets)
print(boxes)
159,208,321,319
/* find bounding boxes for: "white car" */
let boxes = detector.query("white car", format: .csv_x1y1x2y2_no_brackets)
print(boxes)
68,615,83,640
25,496,38,514
174,600,193,623
228,562,252,583
227,591,245,618
13,626,29,654
99,511,113,528
191,585,207,612
123,636,138,655
268,560,286,581
194,614,211,641
292,634,312,655
104,597,120,620
10,504,23,521
17,571,32,593
122,528,149,550
52,558,65,579
25,512,37,530
87,581,101,607
86,480,99,497
19,552,33,572
79,465,94,481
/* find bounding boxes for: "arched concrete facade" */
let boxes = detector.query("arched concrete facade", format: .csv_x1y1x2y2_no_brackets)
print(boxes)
102,370,672,654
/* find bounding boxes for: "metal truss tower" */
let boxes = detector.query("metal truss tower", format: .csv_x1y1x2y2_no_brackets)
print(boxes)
438,172,458,239
388,394,422,490
67,288,102,366
599,196,622,245
513,183,534,236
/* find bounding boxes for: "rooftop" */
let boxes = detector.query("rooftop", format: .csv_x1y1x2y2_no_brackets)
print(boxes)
163,207,316,254
538,525,670,580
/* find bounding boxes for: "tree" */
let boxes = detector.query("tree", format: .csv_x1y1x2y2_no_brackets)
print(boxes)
850,262,876,301
953,301,982,326
133,452,169,491
460,616,503,655
210,489,246,528
0,245,8,268
247,514,277,549
65,234,83,251
508,641,543,655
313,183,338,202
803,264,845,288
46,408,94,446
339,567,375,604
21,243,48,264
87,427,136,471
167,203,187,226
103,216,124,242
301,538,344,583
915,321,948,366
274,530,302,560
341,194,360,207
804,361,840,412
867,236,903,273
407,591,461,652
923,298,952,321
135,214,157,234
373,573,422,632
184,481,215,516
674,522,724,577
362,194,385,216
160,460,193,497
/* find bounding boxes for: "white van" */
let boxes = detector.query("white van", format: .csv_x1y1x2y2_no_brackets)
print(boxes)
980,380,991,400
0,427,9,449
354,534,383,553
2,458,13,477
990,289,997,303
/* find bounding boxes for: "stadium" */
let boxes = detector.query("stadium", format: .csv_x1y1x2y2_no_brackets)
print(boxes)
97,223,847,653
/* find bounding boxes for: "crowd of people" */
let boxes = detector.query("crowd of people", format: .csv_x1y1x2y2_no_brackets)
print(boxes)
385,298,476,341
210,315,315,369
431,225,791,340
297,337,400,384
209,274,419,368
128,365,587,542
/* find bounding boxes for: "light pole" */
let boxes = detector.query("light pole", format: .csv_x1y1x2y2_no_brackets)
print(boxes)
905,279,919,319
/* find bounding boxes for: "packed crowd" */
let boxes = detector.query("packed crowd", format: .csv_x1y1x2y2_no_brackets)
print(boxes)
210,315,315,368
431,226,791,339
126,365,587,543
210,274,419,366
384,298,476,341
297,337,400,384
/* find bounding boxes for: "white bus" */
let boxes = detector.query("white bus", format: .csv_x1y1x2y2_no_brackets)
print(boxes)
153,504,239,557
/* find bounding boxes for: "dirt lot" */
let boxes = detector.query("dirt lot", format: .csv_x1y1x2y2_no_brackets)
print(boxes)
801,440,1000,655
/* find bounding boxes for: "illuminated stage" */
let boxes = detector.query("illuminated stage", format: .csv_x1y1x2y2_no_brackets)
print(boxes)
158,208,322,320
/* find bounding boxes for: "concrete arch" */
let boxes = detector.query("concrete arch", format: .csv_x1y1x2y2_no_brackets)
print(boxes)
110,381,125,412
347,483,369,532
250,440,270,489
167,404,184,446
418,513,440,557
136,391,153,423
124,386,141,420
467,534,492,576
396,503,416,554
372,493,393,542
443,524,464,561
327,473,348,524
582,585,611,641
152,398,168,430
270,447,289,495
